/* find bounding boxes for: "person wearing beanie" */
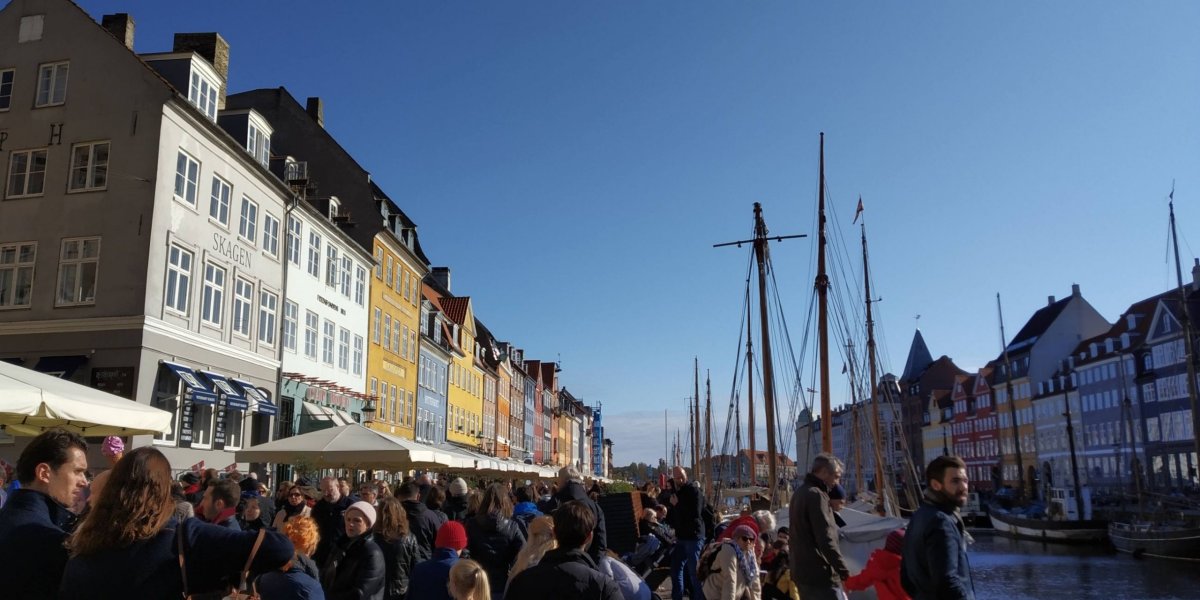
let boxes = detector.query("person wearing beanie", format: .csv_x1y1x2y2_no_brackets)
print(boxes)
444,478,470,521
321,500,385,599
844,528,910,600
701,523,762,600
827,484,848,528
87,436,125,506
408,521,468,600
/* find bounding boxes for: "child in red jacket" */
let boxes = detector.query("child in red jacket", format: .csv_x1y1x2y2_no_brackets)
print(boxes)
843,528,911,600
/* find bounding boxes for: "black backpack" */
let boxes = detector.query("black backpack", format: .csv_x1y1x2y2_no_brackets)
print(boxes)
696,540,734,584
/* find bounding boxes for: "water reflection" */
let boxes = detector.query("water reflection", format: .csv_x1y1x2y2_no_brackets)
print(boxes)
970,532,1200,600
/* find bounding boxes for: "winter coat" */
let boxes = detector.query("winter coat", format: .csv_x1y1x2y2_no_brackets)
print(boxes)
59,517,294,599
465,512,526,597
845,548,909,600
554,481,609,561
442,495,469,522
376,533,421,600
407,547,459,600
0,488,75,599
313,496,354,566
273,503,313,529
701,542,762,600
901,496,974,600
321,532,385,600
667,480,704,541
787,473,849,587
256,554,326,600
404,498,448,561
504,548,623,600
512,501,542,538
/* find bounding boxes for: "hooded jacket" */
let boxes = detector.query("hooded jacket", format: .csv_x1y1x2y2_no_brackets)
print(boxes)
465,512,526,596
787,473,849,587
511,501,542,538
403,498,448,561
504,547,623,600
0,488,75,599
554,481,608,562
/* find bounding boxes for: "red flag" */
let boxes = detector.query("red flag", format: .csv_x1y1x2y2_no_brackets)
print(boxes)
853,196,864,224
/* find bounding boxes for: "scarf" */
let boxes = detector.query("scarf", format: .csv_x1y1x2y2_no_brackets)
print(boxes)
728,541,759,586
922,487,974,545
281,499,307,518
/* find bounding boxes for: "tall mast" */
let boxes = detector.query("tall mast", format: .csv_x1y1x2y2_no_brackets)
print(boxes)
1063,379,1085,519
753,202,782,506
1168,194,1200,474
997,294,1025,500
746,283,757,488
862,221,891,513
816,133,833,452
705,371,714,503
693,359,701,480
847,343,865,494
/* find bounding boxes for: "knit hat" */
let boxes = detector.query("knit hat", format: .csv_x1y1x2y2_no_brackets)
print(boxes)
828,484,846,501
885,528,905,554
730,524,757,542
435,520,468,551
100,436,124,458
347,501,377,529
448,477,469,497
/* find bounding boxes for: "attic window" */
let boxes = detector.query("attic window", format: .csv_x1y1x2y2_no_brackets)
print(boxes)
328,197,340,219
19,15,44,43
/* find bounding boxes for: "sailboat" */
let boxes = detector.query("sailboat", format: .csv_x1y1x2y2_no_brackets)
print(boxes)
1108,191,1200,561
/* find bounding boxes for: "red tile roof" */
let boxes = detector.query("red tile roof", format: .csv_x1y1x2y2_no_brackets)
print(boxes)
441,297,471,326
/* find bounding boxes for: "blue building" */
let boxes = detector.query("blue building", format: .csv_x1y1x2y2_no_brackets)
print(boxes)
417,285,453,445
592,404,605,477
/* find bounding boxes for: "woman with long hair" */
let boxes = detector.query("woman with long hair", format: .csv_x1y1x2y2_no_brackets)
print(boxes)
464,483,525,600
508,515,555,584
448,559,490,600
273,482,314,529
59,447,293,599
375,496,420,600
256,516,325,599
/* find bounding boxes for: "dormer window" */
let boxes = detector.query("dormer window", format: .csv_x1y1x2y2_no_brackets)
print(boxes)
188,69,219,121
246,116,271,168
329,197,341,219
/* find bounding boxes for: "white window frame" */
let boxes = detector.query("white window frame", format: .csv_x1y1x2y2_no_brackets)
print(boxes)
338,327,351,371
262,214,280,258
0,242,36,309
35,61,68,107
164,244,193,316
374,248,383,279
201,262,225,326
208,175,231,227
223,409,244,451
191,402,215,449
355,266,367,306
373,308,382,345
304,310,319,359
247,121,270,167
325,244,339,288
340,256,352,297
282,300,298,352
286,216,301,265
174,151,199,206
67,141,109,192
353,334,364,375
55,237,100,307
322,319,335,366
232,277,254,338
258,289,278,346
383,314,392,350
307,232,321,278
238,197,258,244
0,68,13,111
6,148,48,199
188,70,219,121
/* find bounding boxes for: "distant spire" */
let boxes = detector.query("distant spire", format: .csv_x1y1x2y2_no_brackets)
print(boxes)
901,328,934,382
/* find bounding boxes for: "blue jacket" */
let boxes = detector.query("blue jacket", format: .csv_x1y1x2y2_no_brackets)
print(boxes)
407,547,460,600
59,516,294,599
256,556,326,600
512,501,542,538
901,497,975,600
0,488,75,599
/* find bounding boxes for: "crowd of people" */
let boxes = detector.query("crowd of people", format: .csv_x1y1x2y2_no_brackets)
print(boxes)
0,428,976,600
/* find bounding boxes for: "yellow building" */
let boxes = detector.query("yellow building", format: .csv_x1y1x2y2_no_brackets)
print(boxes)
366,228,426,439
441,296,484,447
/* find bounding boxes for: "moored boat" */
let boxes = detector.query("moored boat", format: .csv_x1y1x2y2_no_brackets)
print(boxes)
1108,521,1200,561
989,508,1108,543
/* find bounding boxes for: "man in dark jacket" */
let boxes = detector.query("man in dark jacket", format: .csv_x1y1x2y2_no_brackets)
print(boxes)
400,481,447,560
667,466,704,600
554,465,608,562
901,455,975,600
0,429,88,600
788,453,850,600
505,500,622,600
197,478,241,530
313,475,353,566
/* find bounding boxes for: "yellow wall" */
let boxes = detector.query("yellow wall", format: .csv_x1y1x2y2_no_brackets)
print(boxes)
446,303,483,446
366,233,424,439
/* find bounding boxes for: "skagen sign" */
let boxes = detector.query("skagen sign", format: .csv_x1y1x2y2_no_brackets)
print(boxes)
213,232,253,269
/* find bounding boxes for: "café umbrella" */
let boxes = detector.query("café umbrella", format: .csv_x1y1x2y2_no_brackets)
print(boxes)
236,423,466,470
0,360,173,436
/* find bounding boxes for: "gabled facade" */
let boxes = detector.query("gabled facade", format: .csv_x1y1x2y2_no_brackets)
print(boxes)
526,359,545,463
475,318,500,455
417,283,452,445
898,335,967,473
440,294,482,447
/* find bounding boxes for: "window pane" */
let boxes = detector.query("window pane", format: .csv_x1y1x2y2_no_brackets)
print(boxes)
52,63,68,103
28,151,46,195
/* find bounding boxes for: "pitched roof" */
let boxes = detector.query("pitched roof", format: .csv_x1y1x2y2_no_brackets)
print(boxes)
441,297,471,326
901,329,934,382
1005,296,1070,355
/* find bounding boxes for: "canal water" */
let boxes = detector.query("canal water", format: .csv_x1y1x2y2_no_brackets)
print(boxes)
970,531,1200,599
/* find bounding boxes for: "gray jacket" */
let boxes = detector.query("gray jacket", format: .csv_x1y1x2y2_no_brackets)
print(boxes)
787,473,849,587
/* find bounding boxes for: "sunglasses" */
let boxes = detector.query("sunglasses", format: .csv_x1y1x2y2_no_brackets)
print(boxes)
740,536,755,542
288,492,304,498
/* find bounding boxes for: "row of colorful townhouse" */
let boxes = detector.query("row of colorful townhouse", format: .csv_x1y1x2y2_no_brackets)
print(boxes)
0,1,612,480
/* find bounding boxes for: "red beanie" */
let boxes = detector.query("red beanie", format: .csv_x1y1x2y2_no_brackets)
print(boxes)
885,528,905,554
435,520,468,551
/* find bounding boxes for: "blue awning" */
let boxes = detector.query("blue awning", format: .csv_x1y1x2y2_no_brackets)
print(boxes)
232,379,276,415
162,361,217,405
201,372,248,411
34,355,88,378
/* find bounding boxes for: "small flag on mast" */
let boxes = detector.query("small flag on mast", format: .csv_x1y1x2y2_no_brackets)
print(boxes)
853,196,864,224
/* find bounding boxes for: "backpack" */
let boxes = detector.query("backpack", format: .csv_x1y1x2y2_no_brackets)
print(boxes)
696,541,734,584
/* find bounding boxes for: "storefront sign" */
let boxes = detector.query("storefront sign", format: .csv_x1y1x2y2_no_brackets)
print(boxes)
213,396,228,449
382,360,406,378
212,232,253,269
91,367,135,399
179,394,195,448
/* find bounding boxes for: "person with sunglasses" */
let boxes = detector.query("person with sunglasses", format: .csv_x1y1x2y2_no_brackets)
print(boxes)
700,524,762,600
274,483,314,530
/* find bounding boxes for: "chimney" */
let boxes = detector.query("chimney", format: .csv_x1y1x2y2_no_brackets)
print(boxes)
306,97,324,128
432,267,451,292
1047,295,1056,306
1071,283,1081,297
173,33,229,108
1192,258,1200,291
102,13,134,50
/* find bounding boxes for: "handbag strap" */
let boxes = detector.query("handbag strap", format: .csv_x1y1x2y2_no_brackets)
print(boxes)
236,528,268,590
177,522,191,599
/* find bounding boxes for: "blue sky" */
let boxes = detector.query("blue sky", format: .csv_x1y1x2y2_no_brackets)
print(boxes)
68,0,1200,466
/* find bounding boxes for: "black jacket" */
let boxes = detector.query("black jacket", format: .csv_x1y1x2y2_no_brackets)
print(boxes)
554,481,608,562
313,495,353,566
376,533,420,600
901,495,975,600
321,532,385,600
0,488,75,599
404,498,448,561
504,548,623,600
442,495,469,522
464,513,526,596
668,480,704,541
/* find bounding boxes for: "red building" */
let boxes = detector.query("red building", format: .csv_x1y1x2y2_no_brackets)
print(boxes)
951,368,999,493
526,359,544,464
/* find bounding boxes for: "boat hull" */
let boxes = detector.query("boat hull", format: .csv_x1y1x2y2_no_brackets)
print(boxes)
989,510,1108,543
1108,522,1200,561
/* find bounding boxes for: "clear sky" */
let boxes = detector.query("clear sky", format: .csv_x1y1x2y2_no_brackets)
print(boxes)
68,0,1200,467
